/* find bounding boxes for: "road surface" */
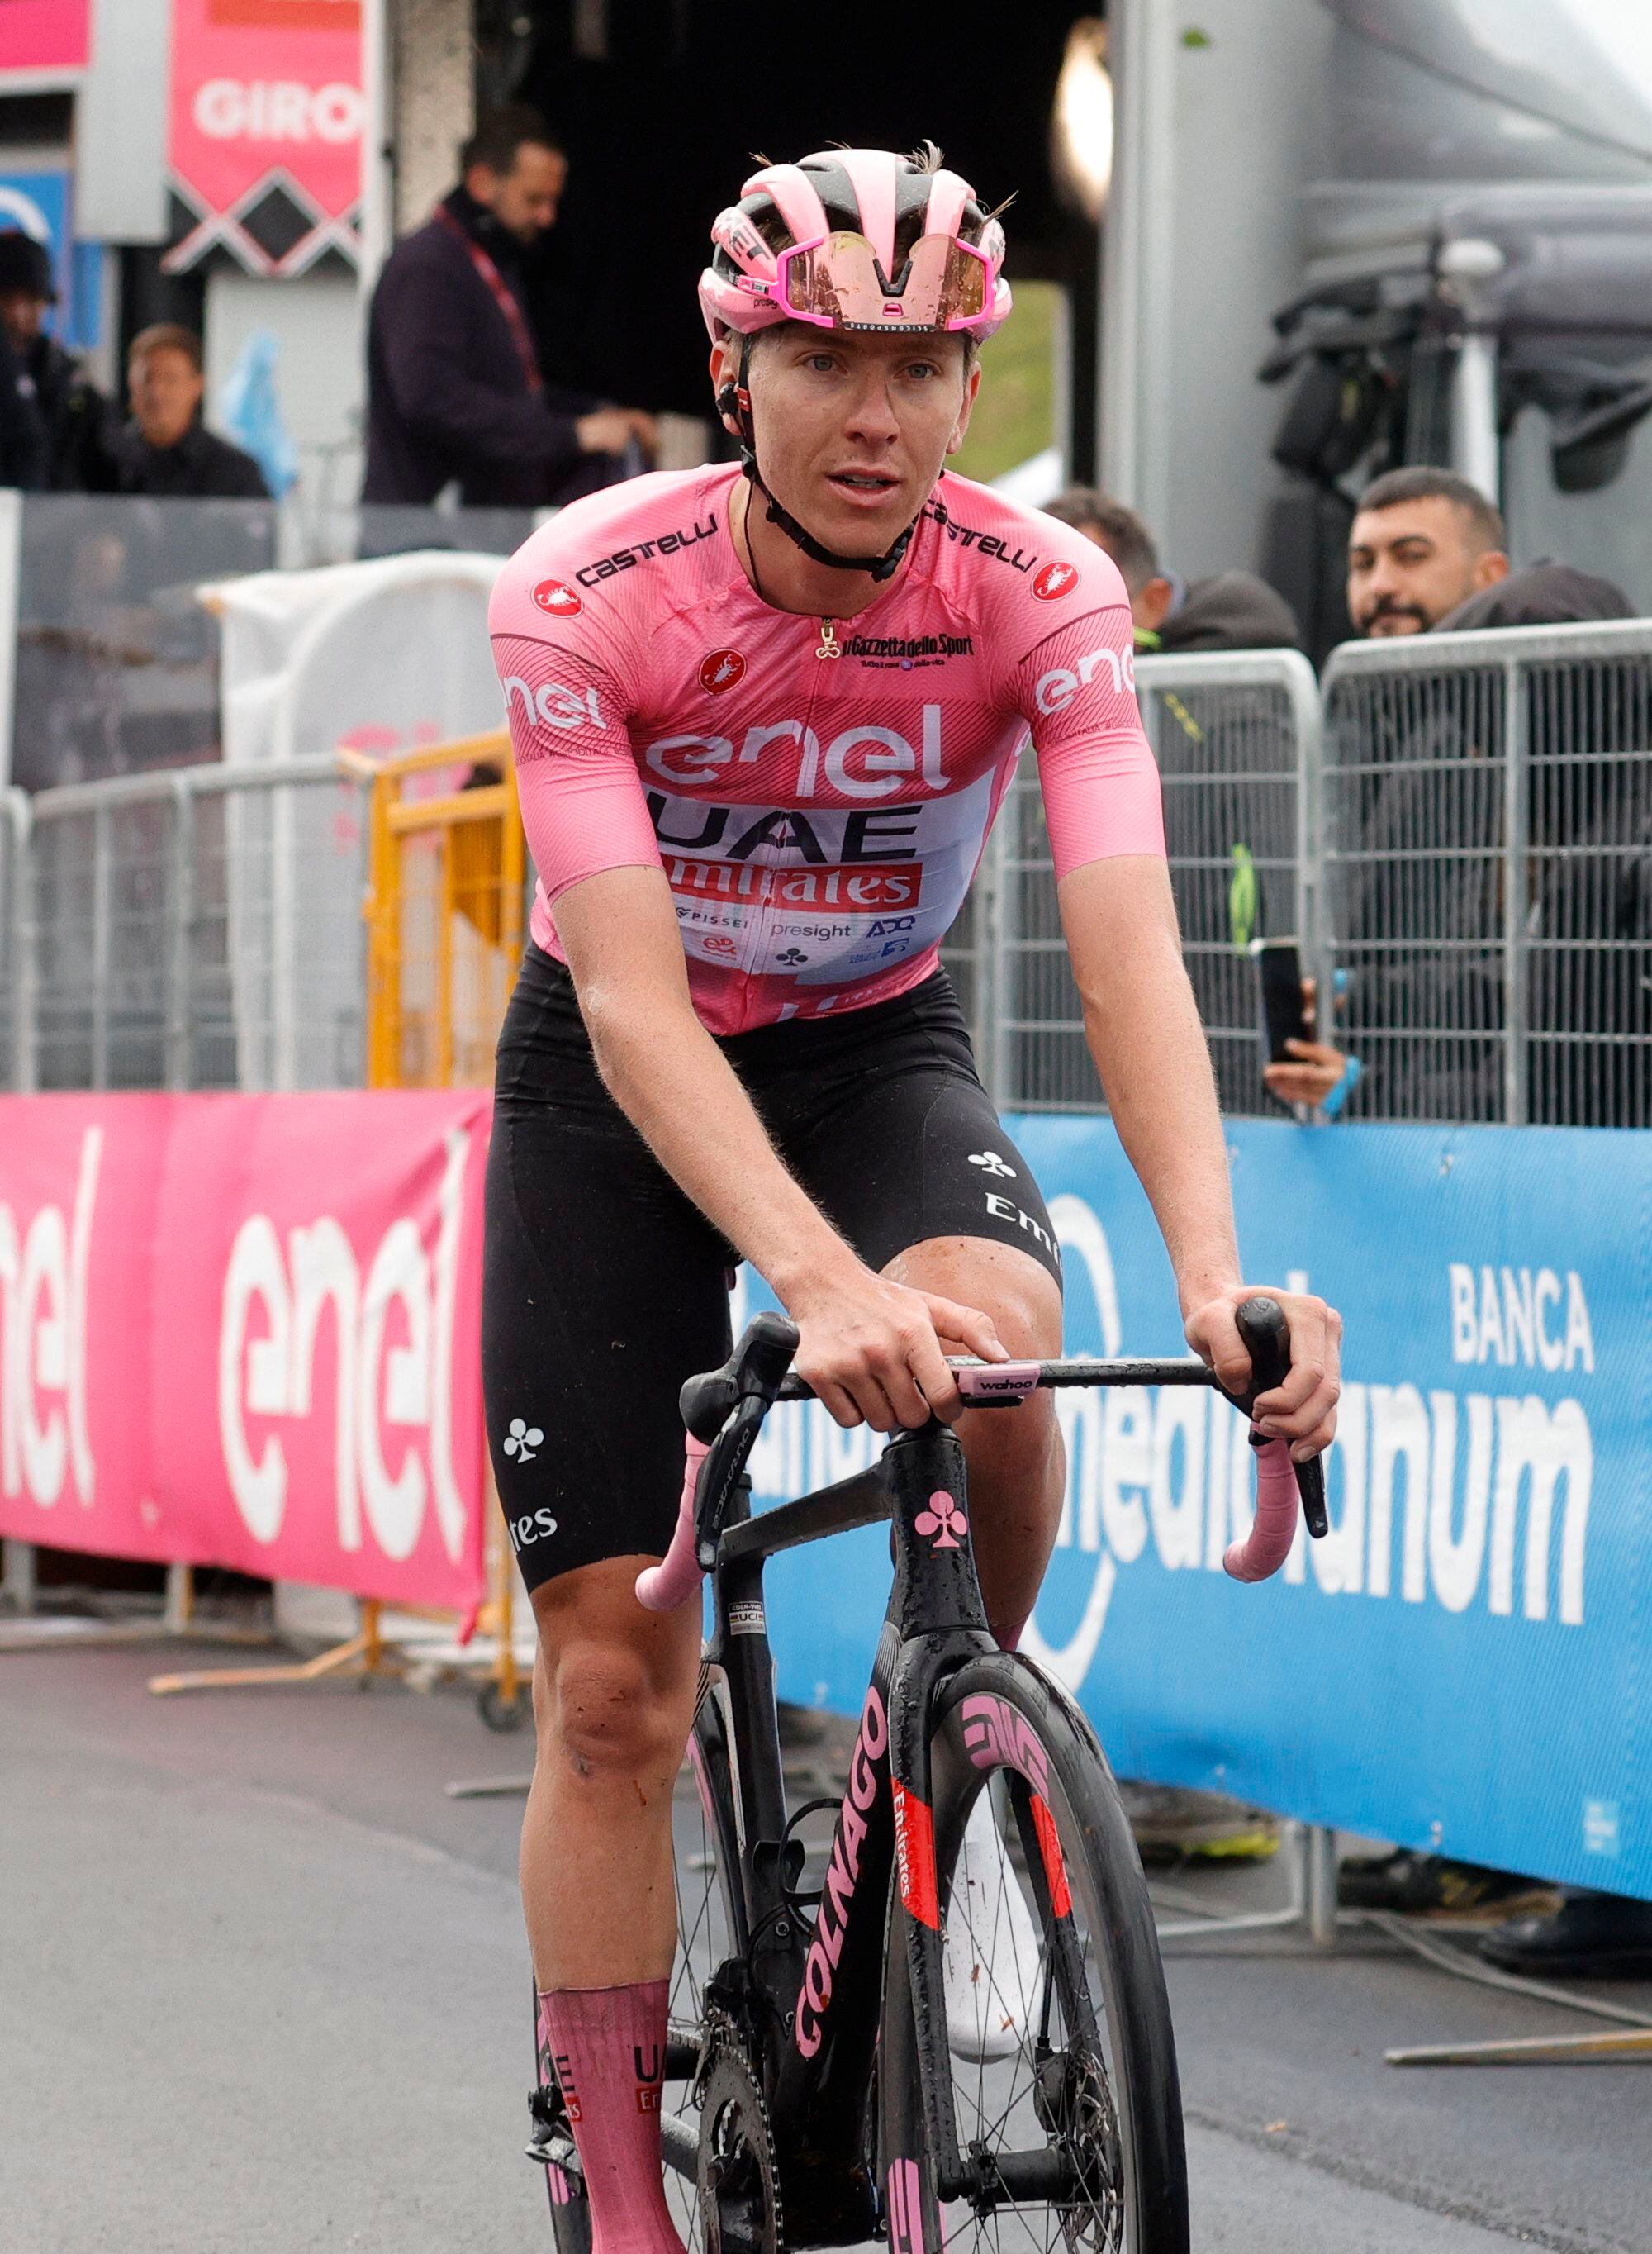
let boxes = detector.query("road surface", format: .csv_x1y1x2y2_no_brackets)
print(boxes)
2,1633,1646,2252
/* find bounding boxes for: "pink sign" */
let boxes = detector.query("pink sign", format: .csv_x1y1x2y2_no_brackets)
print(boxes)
0,1091,490,1612
166,0,363,275
0,0,89,81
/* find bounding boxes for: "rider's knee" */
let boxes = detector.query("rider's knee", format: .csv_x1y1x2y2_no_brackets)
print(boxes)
548,1639,686,1781
967,1384,1059,1481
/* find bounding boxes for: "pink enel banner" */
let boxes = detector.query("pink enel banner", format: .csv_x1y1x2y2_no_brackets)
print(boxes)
167,0,363,270
0,1091,491,1613
0,0,90,79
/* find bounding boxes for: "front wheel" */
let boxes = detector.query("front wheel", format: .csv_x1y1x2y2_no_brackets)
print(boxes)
880,1653,1189,2254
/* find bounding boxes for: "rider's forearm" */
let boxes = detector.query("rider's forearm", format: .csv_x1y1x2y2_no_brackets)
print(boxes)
1061,861,1241,1316
584,987,859,1305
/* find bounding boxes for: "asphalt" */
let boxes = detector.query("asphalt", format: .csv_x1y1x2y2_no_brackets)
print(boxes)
2,1629,1648,2253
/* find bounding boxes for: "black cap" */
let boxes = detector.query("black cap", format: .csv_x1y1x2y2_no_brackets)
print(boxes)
0,232,56,302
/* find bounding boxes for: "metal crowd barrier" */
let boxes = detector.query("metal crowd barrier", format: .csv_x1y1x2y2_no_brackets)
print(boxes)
958,649,1320,1115
6,758,368,1094
1322,620,1652,1127
8,624,1652,1132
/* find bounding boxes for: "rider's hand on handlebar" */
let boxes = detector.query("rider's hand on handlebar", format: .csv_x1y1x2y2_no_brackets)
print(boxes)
785,1263,1009,1432
1185,1284,1342,1461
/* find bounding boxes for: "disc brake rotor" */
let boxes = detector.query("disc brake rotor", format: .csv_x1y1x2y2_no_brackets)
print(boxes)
1034,2043,1126,2252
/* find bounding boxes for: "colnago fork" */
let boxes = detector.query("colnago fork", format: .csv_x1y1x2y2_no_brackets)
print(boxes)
532,1303,1327,2254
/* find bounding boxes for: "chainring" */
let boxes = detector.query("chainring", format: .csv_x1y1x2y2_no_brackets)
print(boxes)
695,2022,783,2254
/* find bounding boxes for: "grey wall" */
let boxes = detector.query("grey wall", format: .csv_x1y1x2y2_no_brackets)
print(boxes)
1102,0,1332,583
75,0,172,244
390,0,474,231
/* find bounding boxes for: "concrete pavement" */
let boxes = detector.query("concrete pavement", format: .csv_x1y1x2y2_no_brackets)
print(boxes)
2,1638,1645,2252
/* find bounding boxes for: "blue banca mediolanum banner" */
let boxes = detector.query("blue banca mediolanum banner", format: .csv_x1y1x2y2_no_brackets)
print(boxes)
747,1120,1649,1902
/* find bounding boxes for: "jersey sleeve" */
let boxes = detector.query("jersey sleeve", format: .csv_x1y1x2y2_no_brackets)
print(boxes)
1009,602,1165,882
491,631,663,904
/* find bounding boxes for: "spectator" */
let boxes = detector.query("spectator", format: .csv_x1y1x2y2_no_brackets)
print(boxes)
1045,486,1299,652
1300,473,1652,1972
1045,487,1303,1120
1269,478,1640,1115
0,231,115,492
1344,465,1508,636
363,104,655,511
0,300,46,491
112,326,269,500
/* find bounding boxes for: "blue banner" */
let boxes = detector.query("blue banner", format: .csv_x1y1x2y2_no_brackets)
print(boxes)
752,1120,1650,1901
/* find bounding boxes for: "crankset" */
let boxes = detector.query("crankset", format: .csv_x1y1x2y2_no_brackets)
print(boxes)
696,2019,783,2254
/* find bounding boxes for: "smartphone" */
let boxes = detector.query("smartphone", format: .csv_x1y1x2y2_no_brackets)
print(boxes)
1251,937,1306,1064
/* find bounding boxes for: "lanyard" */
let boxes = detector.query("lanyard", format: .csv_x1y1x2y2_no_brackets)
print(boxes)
434,205,542,396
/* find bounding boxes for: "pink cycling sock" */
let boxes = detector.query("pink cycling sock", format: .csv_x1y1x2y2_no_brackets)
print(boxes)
538,1981,684,2254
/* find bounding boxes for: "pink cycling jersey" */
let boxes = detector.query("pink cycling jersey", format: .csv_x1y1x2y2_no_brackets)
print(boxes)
489,463,1165,1035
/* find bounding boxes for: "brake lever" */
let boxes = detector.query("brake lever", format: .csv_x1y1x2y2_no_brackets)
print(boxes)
1229,1296,1329,1541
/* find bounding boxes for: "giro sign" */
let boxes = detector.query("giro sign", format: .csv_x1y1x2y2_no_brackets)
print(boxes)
166,0,364,275
752,1118,1650,1900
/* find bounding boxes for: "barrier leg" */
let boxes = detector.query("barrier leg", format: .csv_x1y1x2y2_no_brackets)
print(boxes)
1307,1824,1340,1947
164,1563,193,1636
1365,1908,1652,2068
1389,2028,1652,2066
148,1597,406,1696
1155,1818,1313,1943
2,1540,36,1613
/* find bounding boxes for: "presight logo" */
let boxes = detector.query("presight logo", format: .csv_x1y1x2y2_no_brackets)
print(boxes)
1033,560,1079,601
533,579,582,616
700,649,747,696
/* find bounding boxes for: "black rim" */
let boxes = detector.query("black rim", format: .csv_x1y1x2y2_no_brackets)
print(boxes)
885,1658,1188,2254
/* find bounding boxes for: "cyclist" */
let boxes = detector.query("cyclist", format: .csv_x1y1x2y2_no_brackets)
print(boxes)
485,145,1341,2250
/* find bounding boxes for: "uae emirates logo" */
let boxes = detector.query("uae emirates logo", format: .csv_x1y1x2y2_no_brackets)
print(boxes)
700,649,747,695
1032,561,1079,601
533,579,582,616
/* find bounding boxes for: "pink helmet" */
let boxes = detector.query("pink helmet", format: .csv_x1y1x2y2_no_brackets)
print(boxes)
699,145,1011,346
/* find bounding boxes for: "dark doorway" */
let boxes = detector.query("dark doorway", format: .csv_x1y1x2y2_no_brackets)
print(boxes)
494,1,1096,449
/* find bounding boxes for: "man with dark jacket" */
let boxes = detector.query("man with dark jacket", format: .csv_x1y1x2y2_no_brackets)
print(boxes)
112,326,269,500
363,105,654,509
1043,487,1301,652
0,231,115,491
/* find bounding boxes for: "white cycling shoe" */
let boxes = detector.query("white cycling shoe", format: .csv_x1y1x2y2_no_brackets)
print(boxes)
942,1787,1044,2064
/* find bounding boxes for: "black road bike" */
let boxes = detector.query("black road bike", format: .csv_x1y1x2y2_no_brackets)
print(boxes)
530,1302,1326,2253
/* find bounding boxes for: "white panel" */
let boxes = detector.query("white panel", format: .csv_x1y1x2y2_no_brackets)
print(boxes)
75,0,173,244
204,267,367,506
1101,0,1335,581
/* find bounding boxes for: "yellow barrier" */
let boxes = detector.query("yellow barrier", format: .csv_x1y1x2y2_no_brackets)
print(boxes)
319,732,533,1729
344,731,527,1090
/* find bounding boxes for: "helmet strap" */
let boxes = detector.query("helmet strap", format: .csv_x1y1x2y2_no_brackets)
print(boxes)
726,336,918,587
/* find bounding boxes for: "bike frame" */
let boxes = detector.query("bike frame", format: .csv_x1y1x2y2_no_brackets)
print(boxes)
660,1309,1321,2238
695,1411,986,2241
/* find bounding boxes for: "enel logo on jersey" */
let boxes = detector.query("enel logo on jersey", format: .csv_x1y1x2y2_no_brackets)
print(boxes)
533,579,582,616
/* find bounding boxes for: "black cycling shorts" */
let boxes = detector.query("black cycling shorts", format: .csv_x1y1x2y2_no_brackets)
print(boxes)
483,944,1061,1592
